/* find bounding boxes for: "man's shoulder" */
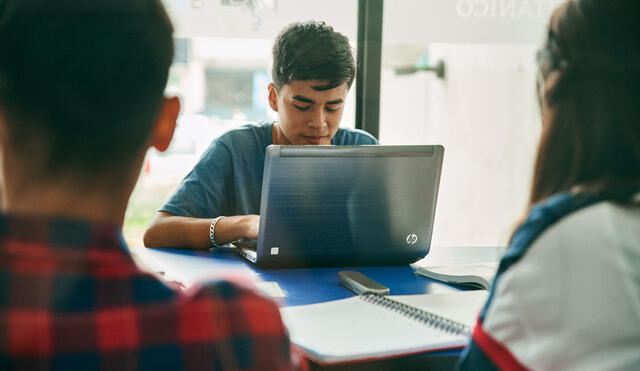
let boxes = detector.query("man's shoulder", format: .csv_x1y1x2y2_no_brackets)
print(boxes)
215,121,273,147
126,276,283,331
177,279,293,369
334,127,378,145
184,279,283,321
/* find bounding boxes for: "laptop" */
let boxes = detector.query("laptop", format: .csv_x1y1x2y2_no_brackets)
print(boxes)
235,145,444,268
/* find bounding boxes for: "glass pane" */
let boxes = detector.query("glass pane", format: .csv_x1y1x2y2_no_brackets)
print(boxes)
124,0,358,245
380,0,562,247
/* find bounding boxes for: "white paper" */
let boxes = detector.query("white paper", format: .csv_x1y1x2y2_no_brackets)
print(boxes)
280,290,488,364
257,281,287,298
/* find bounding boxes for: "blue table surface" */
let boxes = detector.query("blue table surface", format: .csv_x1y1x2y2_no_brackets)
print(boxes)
131,245,504,359
135,245,504,307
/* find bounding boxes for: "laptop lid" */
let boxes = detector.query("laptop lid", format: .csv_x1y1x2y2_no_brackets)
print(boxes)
253,145,444,267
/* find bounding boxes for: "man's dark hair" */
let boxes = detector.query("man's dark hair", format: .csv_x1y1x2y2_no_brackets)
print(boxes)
272,20,355,91
0,0,174,178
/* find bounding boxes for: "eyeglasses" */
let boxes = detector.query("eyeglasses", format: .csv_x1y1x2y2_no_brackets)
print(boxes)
535,51,547,112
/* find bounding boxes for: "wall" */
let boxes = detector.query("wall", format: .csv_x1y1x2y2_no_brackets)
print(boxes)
381,44,541,246
378,0,560,246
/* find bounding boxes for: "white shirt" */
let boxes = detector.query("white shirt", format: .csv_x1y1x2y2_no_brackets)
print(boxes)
483,201,640,371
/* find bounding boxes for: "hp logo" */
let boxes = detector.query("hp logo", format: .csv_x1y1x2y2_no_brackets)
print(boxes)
406,233,418,245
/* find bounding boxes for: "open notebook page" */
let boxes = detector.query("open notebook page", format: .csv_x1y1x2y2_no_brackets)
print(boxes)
414,262,499,289
280,290,488,364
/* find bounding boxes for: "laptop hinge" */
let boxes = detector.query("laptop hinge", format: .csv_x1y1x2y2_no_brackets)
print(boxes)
279,145,434,157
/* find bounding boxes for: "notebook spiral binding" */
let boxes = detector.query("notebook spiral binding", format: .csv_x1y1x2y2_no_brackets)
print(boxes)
360,293,471,336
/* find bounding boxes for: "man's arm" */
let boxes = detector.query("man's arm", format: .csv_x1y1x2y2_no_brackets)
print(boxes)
143,211,260,249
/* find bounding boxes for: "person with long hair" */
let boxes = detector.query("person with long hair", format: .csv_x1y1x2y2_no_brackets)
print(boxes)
459,0,640,369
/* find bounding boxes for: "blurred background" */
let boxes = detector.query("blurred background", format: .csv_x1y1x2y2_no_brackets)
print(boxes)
125,0,563,248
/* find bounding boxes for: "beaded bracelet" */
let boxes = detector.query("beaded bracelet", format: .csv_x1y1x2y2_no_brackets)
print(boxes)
209,216,225,249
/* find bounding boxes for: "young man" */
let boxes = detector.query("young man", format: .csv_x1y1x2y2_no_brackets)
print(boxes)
144,21,377,250
0,1,296,369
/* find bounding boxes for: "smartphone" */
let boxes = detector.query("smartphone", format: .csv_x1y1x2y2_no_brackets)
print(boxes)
339,270,390,295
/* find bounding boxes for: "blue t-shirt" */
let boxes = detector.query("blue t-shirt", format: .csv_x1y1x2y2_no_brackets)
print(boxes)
160,121,378,218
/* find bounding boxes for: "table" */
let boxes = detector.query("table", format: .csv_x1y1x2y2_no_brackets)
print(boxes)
131,245,504,370
132,245,503,306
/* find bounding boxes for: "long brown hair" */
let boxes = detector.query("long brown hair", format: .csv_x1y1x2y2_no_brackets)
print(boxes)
531,0,640,207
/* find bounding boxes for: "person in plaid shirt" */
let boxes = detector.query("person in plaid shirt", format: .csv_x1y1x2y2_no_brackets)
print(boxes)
0,0,298,370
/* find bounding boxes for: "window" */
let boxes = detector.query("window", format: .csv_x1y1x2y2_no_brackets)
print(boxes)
125,0,565,249
124,0,358,245
379,0,563,246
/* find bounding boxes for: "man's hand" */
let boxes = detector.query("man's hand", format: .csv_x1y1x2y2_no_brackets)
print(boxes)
243,214,260,239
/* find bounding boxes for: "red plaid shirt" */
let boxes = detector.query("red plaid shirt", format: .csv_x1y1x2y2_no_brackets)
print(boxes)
0,214,297,371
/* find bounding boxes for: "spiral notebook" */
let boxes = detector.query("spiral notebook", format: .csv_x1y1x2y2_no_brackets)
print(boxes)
280,290,487,364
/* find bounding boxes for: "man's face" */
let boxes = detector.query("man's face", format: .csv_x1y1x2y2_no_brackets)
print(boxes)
269,80,348,145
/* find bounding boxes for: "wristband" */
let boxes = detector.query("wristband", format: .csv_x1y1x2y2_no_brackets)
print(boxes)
209,216,225,249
